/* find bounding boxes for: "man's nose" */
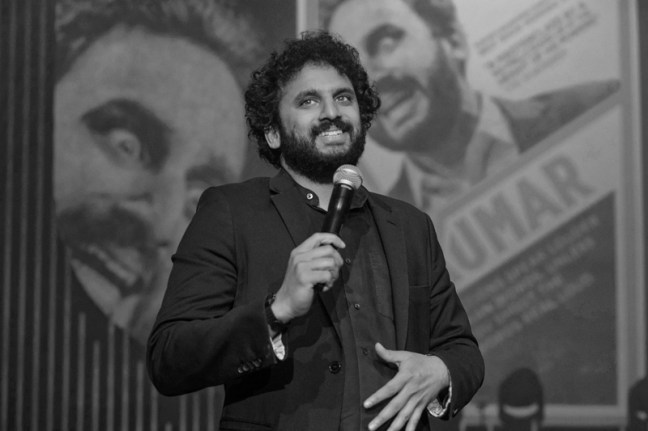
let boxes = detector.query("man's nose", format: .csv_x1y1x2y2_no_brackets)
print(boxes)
124,182,185,248
319,97,341,120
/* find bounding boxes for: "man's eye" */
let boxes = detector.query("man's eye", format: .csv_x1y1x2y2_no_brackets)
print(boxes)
300,98,316,107
366,25,405,56
377,35,400,54
80,99,171,171
108,129,149,167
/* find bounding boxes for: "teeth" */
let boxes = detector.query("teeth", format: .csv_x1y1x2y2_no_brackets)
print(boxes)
319,130,342,137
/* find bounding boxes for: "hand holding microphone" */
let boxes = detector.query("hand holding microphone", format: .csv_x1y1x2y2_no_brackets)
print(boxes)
271,165,363,323
321,164,364,234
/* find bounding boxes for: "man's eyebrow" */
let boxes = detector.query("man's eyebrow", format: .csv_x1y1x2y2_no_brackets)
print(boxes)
294,86,355,102
80,98,172,171
294,89,320,102
364,23,403,56
333,86,356,97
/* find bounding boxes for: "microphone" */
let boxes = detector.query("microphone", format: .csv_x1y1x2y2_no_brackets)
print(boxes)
321,164,363,234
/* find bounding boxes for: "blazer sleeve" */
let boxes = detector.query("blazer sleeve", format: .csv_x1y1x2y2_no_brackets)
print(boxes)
146,187,277,396
424,215,485,417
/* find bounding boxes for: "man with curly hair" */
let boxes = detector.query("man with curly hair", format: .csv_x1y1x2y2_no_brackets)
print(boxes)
148,31,484,431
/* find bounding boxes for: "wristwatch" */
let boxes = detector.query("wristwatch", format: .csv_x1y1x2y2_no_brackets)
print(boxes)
264,294,288,334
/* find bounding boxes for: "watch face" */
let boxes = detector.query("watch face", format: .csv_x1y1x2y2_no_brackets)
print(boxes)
427,400,444,417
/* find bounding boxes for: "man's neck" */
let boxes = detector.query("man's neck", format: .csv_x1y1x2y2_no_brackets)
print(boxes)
282,163,334,210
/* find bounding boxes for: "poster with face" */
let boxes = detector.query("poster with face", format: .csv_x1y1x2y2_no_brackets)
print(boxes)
54,0,293,344
319,0,642,427
323,0,620,216
52,0,295,428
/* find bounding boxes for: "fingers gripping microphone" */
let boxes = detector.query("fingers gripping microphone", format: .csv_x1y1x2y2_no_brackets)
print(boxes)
321,165,363,234
314,165,362,292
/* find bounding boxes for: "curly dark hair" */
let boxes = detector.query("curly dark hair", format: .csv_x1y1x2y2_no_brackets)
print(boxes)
244,31,381,168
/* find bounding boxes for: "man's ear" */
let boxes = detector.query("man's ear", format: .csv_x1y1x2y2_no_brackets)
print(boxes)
264,128,281,149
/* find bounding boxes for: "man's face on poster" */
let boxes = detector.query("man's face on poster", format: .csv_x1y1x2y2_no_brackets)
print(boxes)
329,0,464,153
54,26,246,340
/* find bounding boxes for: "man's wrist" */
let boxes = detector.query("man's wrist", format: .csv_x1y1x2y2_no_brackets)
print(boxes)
426,354,452,418
264,294,288,335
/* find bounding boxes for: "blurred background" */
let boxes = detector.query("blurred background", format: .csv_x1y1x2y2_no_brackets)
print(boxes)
1,0,646,430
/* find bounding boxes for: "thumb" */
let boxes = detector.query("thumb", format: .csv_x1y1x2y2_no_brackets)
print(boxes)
375,342,400,365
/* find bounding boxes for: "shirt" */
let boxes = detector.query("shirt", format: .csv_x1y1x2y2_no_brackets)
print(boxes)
270,170,450,427
294,177,398,430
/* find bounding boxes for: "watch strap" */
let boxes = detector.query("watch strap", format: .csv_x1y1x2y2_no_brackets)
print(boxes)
264,294,287,333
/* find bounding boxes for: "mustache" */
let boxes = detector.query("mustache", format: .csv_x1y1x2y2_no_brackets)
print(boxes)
311,118,353,137
56,202,157,254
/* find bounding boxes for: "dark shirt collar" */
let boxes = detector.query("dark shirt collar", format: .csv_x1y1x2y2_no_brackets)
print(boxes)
271,168,368,210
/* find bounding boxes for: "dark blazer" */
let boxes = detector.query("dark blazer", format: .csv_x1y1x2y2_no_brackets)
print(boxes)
147,172,484,430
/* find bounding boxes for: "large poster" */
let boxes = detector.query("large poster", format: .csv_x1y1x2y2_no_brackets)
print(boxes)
52,0,296,428
317,0,644,426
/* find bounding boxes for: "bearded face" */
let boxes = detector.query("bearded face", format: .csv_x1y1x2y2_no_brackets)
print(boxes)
279,116,366,184
54,27,247,342
270,64,366,183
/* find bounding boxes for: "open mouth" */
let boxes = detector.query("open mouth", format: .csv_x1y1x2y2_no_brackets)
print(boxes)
67,241,150,297
316,128,349,146
319,129,343,138
380,86,415,113
380,88,429,134
381,85,422,120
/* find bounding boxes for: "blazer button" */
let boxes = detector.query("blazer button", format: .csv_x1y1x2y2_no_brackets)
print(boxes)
328,361,342,374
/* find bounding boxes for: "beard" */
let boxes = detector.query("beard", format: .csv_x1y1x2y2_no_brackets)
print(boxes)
279,117,366,184
371,49,463,153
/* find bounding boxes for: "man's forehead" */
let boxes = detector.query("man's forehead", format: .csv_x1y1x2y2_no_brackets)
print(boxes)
282,64,353,94
333,0,394,23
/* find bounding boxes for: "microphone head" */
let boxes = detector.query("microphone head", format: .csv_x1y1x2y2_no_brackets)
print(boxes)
333,164,363,190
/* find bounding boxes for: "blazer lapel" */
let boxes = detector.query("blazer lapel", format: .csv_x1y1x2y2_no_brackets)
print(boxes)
368,195,410,350
269,173,312,248
269,173,342,340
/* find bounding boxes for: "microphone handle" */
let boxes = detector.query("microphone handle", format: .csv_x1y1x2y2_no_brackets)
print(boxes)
321,184,354,234
315,183,354,292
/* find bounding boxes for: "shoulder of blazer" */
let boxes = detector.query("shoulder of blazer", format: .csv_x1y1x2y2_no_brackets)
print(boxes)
199,177,271,203
367,190,431,229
